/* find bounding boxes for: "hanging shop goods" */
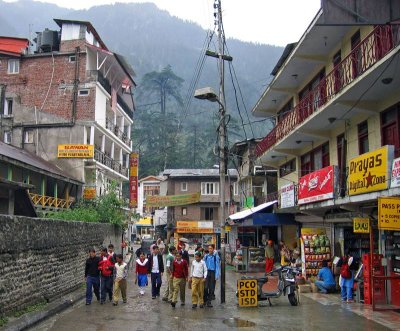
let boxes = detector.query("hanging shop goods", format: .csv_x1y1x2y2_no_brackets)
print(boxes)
348,145,394,196
378,197,400,231
300,228,331,277
280,183,296,208
298,165,338,205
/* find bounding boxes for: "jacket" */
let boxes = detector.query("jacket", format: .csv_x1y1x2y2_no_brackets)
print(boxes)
204,252,221,279
85,256,101,277
172,259,188,279
98,255,114,277
147,254,164,273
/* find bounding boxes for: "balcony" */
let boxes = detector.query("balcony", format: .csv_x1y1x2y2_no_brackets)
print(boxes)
29,193,72,209
94,149,129,178
256,25,400,157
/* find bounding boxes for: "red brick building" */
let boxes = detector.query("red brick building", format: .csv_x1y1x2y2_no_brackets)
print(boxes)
0,19,136,207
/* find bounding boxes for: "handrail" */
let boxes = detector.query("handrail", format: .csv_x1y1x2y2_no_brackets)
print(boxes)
94,149,129,177
29,193,72,209
256,25,399,157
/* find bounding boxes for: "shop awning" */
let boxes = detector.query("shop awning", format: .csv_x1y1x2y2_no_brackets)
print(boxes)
228,200,277,221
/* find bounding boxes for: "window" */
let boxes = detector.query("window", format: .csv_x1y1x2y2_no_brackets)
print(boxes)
4,131,11,144
233,182,239,196
2,98,13,116
201,207,218,220
24,130,34,144
277,98,293,123
201,182,219,195
381,103,400,157
298,69,325,102
182,207,187,216
279,159,296,177
300,142,329,176
358,121,369,154
78,89,90,96
69,55,76,62
7,59,20,74
181,182,188,191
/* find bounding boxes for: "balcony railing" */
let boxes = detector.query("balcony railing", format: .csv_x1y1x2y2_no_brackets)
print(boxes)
105,118,130,145
256,25,399,157
94,149,129,177
29,193,72,209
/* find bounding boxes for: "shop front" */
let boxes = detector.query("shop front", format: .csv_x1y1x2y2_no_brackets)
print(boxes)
174,221,216,254
135,217,153,239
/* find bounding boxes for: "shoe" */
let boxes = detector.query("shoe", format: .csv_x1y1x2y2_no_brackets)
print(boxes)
100,301,105,305
171,302,176,308
109,298,112,302
162,297,168,302
199,304,204,308
210,295,215,300
123,300,127,304
141,293,144,297
206,302,213,307
152,296,156,299
192,304,197,309
85,302,91,305
320,290,328,294
112,302,118,306
180,303,185,306
347,299,354,303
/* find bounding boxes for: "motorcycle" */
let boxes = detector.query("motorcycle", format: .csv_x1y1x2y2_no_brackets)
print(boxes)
238,265,301,306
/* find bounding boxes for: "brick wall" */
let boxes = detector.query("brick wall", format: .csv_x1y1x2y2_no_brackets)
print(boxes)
0,215,121,315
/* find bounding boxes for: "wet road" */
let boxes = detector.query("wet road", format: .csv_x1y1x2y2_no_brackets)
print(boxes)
29,268,391,331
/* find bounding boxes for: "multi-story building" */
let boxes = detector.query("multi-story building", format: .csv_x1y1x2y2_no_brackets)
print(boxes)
137,175,164,217
252,7,400,281
162,168,239,251
0,19,135,206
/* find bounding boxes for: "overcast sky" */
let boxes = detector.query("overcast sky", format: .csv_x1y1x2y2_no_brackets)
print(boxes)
4,0,321,45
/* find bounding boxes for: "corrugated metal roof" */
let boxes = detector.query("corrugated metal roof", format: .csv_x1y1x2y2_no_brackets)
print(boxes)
0,36,29,56
0,142,83,184
163,168,238,178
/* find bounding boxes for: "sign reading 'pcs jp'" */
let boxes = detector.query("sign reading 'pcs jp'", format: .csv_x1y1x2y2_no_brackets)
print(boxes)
237,280,258,307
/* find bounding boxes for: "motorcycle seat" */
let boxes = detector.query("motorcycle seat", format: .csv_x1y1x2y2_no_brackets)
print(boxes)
257,277,268,283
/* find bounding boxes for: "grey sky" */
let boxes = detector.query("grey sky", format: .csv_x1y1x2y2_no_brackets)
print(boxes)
4,0,321,46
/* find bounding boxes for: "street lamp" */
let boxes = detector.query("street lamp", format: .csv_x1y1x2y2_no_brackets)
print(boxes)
195,86,227,304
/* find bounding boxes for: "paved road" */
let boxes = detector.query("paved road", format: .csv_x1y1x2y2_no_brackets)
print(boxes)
29,268,391,331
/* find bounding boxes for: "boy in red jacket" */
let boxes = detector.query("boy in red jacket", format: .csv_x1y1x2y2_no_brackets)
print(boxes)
171,251,188,308
99,247,114,304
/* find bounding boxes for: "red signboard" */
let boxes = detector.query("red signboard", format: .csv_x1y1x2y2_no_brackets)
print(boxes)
298,165,337,205
129,152,139,208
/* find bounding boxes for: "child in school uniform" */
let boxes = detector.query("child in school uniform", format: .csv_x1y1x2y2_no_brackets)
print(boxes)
112,254,128,306
135,252,149,296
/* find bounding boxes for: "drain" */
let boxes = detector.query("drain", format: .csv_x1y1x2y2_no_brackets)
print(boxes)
223,318,256,327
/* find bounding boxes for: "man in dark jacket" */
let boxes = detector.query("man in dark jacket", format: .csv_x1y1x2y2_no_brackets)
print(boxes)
147,245,164,299
84,248,101,305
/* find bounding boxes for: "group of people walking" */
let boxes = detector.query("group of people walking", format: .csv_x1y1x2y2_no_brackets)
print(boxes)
137,242,220,309
84,241,221,309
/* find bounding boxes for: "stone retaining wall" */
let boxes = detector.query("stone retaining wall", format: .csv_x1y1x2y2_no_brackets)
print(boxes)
0,215,121,314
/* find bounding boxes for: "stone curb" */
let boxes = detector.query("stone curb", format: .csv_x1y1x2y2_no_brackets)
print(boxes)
2,290,85,331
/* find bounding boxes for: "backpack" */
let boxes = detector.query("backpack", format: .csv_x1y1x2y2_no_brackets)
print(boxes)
340,258,351,279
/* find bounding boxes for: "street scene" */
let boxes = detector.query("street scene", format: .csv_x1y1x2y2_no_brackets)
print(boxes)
1,0,400,330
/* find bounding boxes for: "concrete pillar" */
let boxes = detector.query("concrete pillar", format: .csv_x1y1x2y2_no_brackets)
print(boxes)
120,116,124,130
127,124,131,139
90,126,95,145
41,176,46,196
8,189,14,215
119,149,123,164
111,142,115,159
7,165,12,180
83,126,87,144
101,134,105,153
126,153,129,168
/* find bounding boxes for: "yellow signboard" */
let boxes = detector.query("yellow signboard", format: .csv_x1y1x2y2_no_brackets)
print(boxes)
353,218,370,233
57,144,94,158
378,197,400,230
83,187,96,199
348,146,393,196
300,228,326,236
176,221,214,233
146,192,200,207
237,279,258,307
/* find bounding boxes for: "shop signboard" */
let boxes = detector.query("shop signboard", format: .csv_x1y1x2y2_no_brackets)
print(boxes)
390,157,400,188
83,187,96,199
146,192,200,207
129,152,139,208
57,144,94,158
176,221,214,233
298,165,337,205
280,183,295,208
353,218,370,233
237,279,258,307
378,197,400,231
348,145,394,196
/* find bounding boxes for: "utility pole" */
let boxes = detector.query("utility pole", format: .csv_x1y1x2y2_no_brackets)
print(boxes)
215,0,227,304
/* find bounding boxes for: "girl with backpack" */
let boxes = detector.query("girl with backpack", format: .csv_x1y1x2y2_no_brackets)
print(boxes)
338,253,357,303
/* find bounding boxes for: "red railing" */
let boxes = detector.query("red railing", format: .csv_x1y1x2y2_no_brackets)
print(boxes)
256,25,399,157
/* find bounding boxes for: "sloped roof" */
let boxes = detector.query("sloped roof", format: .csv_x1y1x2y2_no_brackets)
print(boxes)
229,200,277,221
0,36,29,57
0,142,83,185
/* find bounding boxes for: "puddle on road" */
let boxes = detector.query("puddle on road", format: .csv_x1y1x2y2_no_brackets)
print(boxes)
223,318,256,327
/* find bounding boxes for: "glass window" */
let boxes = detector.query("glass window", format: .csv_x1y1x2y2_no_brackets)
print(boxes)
182,207,187,216
358,121,369,154
201,182,219,195
181,182,187,191
279,159,296,177
7,59,20,74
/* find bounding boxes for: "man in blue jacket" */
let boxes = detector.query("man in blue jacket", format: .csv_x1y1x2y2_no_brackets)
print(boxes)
203,244,220,307
315,260,336,294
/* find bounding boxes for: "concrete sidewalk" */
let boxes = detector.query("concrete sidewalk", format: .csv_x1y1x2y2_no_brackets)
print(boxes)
24,267,395,331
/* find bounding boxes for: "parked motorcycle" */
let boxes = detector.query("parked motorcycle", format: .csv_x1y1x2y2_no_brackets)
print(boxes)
238,265,301,306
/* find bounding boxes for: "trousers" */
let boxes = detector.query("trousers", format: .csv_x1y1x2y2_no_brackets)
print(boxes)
163,271,174,301
100,276,113,302
204,270,216,303
172,277,186,303
113,279,127,303
86,276,100,304
151,272,162,297
191,277,205,305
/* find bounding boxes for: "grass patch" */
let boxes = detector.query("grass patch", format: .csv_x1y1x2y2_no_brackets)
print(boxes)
13,301,47,318
0,316,8,327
